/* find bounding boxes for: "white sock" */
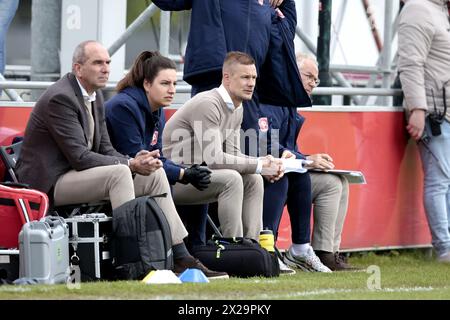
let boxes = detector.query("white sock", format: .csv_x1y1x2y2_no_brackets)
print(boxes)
290,243,310,256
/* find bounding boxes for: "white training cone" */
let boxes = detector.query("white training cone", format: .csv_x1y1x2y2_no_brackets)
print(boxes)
141,270,182,284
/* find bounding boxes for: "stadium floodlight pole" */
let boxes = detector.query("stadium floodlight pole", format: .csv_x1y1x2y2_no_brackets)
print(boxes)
378,0,394,106
361,8,400,106
108,3,159,56
295,25,317,55
159,11,171,57
362,0,383,53
30,0,61,101
330,0,347,57
316,0,332,106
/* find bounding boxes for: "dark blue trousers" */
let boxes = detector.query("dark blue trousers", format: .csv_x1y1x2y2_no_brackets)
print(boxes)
177,204,208,250
263,172,312,244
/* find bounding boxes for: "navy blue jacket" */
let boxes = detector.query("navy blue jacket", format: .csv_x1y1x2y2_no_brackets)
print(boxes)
153,0,273,84
240,1,311,156
257,0,311,108
104,87,181,184
259,103,306,159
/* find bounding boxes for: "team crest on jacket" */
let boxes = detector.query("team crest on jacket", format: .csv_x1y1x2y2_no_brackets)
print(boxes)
258,117,269,133
151,130,159,146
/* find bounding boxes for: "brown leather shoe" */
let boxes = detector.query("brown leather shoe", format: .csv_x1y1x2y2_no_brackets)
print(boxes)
174,256,229,279
334,252,362,271
315,251,337,270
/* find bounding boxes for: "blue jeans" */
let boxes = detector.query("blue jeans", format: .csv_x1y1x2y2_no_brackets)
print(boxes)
0,0,19,75
419,119,450,255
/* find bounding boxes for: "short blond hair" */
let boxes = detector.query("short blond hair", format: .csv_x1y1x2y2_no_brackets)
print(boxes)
223,51,255,74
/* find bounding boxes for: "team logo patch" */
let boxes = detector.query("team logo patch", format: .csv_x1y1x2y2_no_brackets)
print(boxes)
258,117,269,133
258,0,264,5
151,130,159,146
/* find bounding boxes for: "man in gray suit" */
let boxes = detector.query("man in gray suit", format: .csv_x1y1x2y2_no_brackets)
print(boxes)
16,40,228,279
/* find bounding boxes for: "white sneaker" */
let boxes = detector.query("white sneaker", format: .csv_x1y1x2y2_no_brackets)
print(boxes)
284,247,332,273
437,251,450,263
278,257,296,275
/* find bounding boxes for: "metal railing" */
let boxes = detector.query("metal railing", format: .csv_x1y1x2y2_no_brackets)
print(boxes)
108,3,159,56
1,1,401,103
0,80,402,97
0,74,23,102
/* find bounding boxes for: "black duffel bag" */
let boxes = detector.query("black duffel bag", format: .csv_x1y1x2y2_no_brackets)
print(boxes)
191,236,280,278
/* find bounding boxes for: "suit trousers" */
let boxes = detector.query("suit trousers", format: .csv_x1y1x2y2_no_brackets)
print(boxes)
310,172,349,253
53,165,188,244
172,169,263,241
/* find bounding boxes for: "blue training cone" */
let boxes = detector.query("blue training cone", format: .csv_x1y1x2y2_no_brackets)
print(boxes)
178,268,210,283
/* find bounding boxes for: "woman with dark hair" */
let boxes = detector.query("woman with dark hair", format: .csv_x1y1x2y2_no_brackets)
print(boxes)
105,51,211,189
105,52,223,272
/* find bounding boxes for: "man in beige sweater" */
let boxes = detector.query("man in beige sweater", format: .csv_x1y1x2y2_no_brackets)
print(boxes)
398,0,450,262
163,51,283,241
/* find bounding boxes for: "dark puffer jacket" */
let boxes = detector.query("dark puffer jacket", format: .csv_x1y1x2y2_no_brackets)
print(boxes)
153,0,273,84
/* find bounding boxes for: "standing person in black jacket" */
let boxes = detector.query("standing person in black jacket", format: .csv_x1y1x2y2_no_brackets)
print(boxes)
152,0,289,244
153,1,312,256
152,1,309,146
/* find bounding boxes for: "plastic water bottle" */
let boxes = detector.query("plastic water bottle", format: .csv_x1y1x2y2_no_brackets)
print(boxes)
259,229,275,252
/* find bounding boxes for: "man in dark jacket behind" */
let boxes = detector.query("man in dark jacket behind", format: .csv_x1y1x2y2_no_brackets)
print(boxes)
153,0,276,93
152,1,310,152
152,0,291,245
153,0,311,250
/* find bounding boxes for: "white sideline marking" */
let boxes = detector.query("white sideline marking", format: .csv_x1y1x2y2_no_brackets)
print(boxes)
0,285,443,299
0,287,32,293
254,286,439,299
249,279,279,284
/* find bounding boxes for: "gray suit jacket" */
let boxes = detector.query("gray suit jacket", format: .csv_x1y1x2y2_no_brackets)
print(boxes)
16,73,128,195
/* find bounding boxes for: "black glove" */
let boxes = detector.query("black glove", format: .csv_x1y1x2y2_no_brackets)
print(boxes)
180,164,212,191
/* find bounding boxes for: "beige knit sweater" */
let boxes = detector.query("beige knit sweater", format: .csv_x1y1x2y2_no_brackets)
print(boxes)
162,89,259,173
398,0,450,120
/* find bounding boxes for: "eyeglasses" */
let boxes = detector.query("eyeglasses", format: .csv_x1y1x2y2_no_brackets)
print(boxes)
301,73,320,86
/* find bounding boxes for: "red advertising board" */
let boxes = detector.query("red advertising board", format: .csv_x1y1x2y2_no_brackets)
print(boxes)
0,104,431,250
277,108,430,250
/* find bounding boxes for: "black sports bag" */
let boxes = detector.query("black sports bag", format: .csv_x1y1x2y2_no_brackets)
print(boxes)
191,236,280,278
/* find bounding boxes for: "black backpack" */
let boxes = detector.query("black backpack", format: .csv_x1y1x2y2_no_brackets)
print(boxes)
111,195,173,280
